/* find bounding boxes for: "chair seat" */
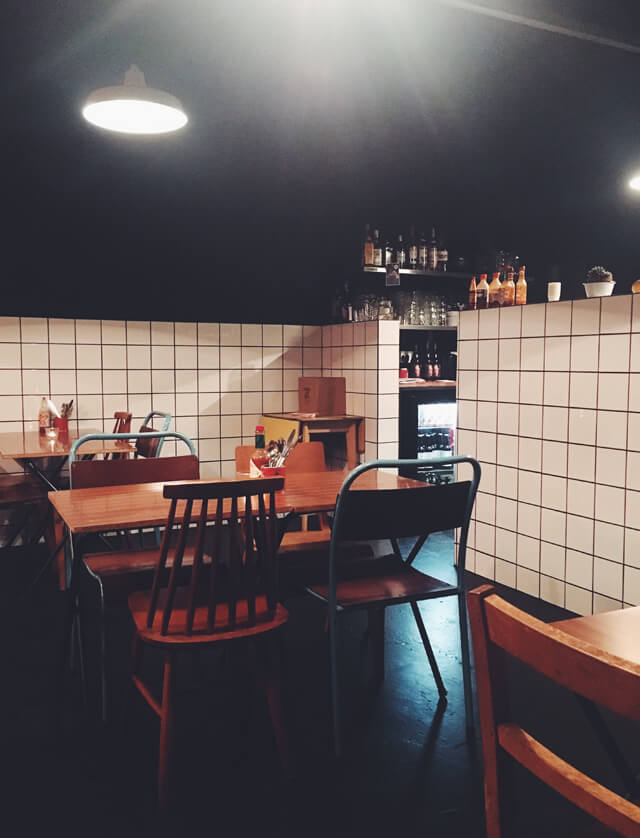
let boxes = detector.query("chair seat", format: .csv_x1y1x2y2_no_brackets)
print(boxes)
84,544,205,577
0,474,47,506
129,587,289,646
279,528,331,554
307,554,457,609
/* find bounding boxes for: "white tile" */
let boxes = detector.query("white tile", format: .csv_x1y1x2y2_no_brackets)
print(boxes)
152,345,174,369
628,412,640,451
458,309,479,340
263,347,284,371
570,335,599,372
283,347,303,369
457,339,477,371
75,370,99,394
519,404,542,438
262,324,283,346
174,322,197,345
304,348,322,371
243,369,263,391
516,567,540,597
498,371,519,402
518,470,541,505
242,392,263,414
175,346,197,369
0,369,21,394
476,431,497,463
478,340,498,370
77,394,103,420
21,317,48,342
627,450,640,491
567,443,596,483
377,345,397,371
594,557,623,600
127,345,150,369
22,344,48,369
496,465,518,498
631,333,640,373
496,434,518,467
303,325,322,347
519,437,541,472
497,402,518,434
49,344,75,369
570,373,598,409
516,534,540,570
495,558,517,588
128,370,151,393
599,334,630,373
566,548,593,588
101,320,126,343
477,402,497,433
22,369,49,394
457,370,477,401
541,541,565,579
499,306,522,339
241,347,262,370
0,395,23,420
541,474,567,511
565,584,592,616
541,508,566,544
545,301,572,336
520,338,545,371
261,369,282,391
540,574,565,607
596,446,627,488
102,346,126,369
624,565,640,605
200,438,222,461
566,479,595,518
102,370,125,394
476,493,496,525
283,369,301,391
75,319,101,343
593,594,622,614
477,370,498,401
478,309,499,339
378,320,399,345
598,373,629,411
198,415,220,437
199,393,221,416
633,295,640,333
571,298,600,335
482,462,497,494
198,323,220,346
630,374,640,412
542,406,568,441
151,322,174,344
594,521,624,562
219,347,241,370
600,294,631,333
48,318,75,343
476,521,496,555
568,408,596,445
456,429,477,460
544,337,570,371
126,321,150,344
595,484,625,525
543,372,569,406
0,317,20,342
242,324,262,346
377,394,396,420
517,503,540,539
519,372,543,404
0,344,21,368
152,370,175,392
474,551,494,580
495,498,517,530
284,325,303,347
624,527,640,569
521,305,546,337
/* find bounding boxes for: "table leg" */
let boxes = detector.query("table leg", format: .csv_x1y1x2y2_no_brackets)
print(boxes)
345,422,358,471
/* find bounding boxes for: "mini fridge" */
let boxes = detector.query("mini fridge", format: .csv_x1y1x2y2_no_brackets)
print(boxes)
398,385,457,483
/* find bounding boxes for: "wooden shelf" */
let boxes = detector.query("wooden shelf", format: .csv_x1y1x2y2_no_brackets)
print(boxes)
363,266,472,280
399,324,457,332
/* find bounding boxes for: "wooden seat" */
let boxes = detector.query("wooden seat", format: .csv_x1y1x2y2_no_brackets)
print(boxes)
467,585,640,838
0,472,49,549
126,477,293,810
306,456,480,756
104,412,132,459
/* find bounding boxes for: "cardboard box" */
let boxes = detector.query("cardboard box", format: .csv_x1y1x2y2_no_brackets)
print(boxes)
298,377,346,416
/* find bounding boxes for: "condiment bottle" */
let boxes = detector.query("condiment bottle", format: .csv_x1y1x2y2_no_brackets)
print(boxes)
250,424,269,476
516,266,527,305
468,276,477,310
476,274,489,309
489,272,502,308
503,271,516,306
38,397,50,435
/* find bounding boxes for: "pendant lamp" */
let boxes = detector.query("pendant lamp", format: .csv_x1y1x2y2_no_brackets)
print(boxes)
82,65,188,135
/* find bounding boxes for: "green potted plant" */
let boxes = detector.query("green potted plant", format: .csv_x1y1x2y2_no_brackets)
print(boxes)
583,265,615,298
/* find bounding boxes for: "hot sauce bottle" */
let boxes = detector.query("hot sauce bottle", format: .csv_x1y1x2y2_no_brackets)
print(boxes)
516,266,527,305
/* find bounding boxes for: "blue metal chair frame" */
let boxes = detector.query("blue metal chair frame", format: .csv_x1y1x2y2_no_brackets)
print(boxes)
139,411,172,456
65,430,196,723
326,456,481,757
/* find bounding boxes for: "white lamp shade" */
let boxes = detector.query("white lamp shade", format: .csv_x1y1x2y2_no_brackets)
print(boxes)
630,174,640,191
82,65,187,135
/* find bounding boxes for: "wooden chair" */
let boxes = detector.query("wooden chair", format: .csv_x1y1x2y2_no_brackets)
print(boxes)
135,410,172,458
305,456,480,756
467,585,640,838
0,472,50,551
103,412,133,460
126,476,292,810
65,431,198,723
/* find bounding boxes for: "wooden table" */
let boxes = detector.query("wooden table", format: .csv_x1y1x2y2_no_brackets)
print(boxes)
49,470,425,535
552,607,640,666
263,413,365,471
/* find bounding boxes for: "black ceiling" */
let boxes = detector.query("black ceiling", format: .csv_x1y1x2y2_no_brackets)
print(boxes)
4,0,640,322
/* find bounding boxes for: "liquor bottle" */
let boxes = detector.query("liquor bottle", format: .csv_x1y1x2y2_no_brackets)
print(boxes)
399,351,409,379
406,350,413,377
437,238,448,272
341,282,353,322
476,274,489,309
251,425,269,473
488,272,502,308
432,344,441,379
503,270,516,306
468,276,477,310
428,227,438,271
363,224,374,266
38,397,50,435
395,233,407,268
411,345,421,379
418,231,428,271
384,235,394,266
408,225,418,269
425,343,434,380
516,266,527,305
372,229,383,267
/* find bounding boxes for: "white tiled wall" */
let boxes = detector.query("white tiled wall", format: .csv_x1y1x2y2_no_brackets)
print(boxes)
457,295,640,615
0,317,322,478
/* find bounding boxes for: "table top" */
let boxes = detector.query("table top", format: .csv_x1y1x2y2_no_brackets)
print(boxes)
263,413,364,423
49,469,426,535
552,607,640,667
0,431,134,460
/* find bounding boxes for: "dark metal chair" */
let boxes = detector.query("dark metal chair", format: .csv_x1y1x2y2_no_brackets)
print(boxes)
306,456,480,756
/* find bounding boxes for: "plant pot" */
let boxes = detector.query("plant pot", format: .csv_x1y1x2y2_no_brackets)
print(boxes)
583,281,615,298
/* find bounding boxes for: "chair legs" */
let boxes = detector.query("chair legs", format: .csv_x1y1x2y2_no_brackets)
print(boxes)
457,590,474,737
410,600,447,701
256,633,295,779
158,652,176,812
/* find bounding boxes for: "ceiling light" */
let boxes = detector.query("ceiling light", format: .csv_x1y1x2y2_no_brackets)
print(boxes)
82,64,188,135
629,174,640,191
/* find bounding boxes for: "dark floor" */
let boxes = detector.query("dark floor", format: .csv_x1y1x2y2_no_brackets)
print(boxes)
2,535,638,837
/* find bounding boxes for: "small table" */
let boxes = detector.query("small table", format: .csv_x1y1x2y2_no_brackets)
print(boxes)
0,430,134,490
263,413,365,471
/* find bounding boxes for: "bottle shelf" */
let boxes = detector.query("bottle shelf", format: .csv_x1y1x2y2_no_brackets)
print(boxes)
363,266,473,280
399,324,457,332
